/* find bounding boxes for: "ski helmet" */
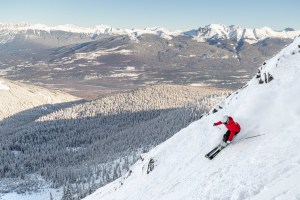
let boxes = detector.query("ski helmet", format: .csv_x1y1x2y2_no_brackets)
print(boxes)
221,115,229,124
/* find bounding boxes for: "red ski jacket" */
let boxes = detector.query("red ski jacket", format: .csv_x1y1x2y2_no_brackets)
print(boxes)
215,116,241,141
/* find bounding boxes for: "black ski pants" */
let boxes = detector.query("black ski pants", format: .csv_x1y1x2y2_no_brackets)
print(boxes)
223,130,239,142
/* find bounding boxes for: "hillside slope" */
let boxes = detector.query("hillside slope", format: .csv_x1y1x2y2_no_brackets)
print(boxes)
84,37,300,200
0,84,230,200
0,78,80,120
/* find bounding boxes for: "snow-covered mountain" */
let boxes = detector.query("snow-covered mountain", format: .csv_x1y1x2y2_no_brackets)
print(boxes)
0,23,298,99
196,24,300,44
0,23,180,44
0,23,299,44
83,36,300,199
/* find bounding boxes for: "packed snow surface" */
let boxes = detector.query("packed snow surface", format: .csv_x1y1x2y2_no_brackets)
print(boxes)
84,37,300,200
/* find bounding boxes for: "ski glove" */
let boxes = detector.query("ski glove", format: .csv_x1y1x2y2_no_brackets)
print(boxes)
213,123,217,126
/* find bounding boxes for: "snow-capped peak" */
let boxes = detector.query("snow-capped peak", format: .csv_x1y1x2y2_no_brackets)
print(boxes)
0,23,300,44
195,24,300,43
0,23,178,42
83,37,300,200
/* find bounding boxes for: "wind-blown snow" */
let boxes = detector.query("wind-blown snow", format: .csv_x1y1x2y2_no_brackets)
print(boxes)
84,37,300,200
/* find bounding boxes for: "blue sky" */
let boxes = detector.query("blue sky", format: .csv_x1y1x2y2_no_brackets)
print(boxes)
1,0,299,30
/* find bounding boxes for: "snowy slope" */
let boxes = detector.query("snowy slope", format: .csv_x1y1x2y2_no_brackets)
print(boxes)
0,78,80,120
0,23,299,44
0,80,9,91
84,37,300,200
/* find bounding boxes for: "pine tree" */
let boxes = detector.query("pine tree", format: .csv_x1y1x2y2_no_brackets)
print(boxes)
61,184,73,200
50,192,54,200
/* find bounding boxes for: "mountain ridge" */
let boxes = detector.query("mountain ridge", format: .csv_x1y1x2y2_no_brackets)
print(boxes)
1,23,299,44
0,23,297,99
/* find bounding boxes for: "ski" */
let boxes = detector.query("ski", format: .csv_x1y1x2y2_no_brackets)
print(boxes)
208,145,227,160
205,142,229,159
206,134,266,160
207,134,266,159
205,144,222,158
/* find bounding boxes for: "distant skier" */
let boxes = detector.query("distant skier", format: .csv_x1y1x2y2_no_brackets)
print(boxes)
213,115,241,144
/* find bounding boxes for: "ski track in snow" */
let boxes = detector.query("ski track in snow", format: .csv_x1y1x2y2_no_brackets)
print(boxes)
83,37,300,200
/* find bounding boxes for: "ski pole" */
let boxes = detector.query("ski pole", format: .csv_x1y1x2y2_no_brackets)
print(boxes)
244,134,266,140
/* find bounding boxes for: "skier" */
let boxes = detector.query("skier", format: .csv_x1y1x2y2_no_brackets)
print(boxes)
213,115,241,144
205,115,241,160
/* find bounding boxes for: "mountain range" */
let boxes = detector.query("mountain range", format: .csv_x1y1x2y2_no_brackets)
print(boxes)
1,23,299,99
1,23,299,44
